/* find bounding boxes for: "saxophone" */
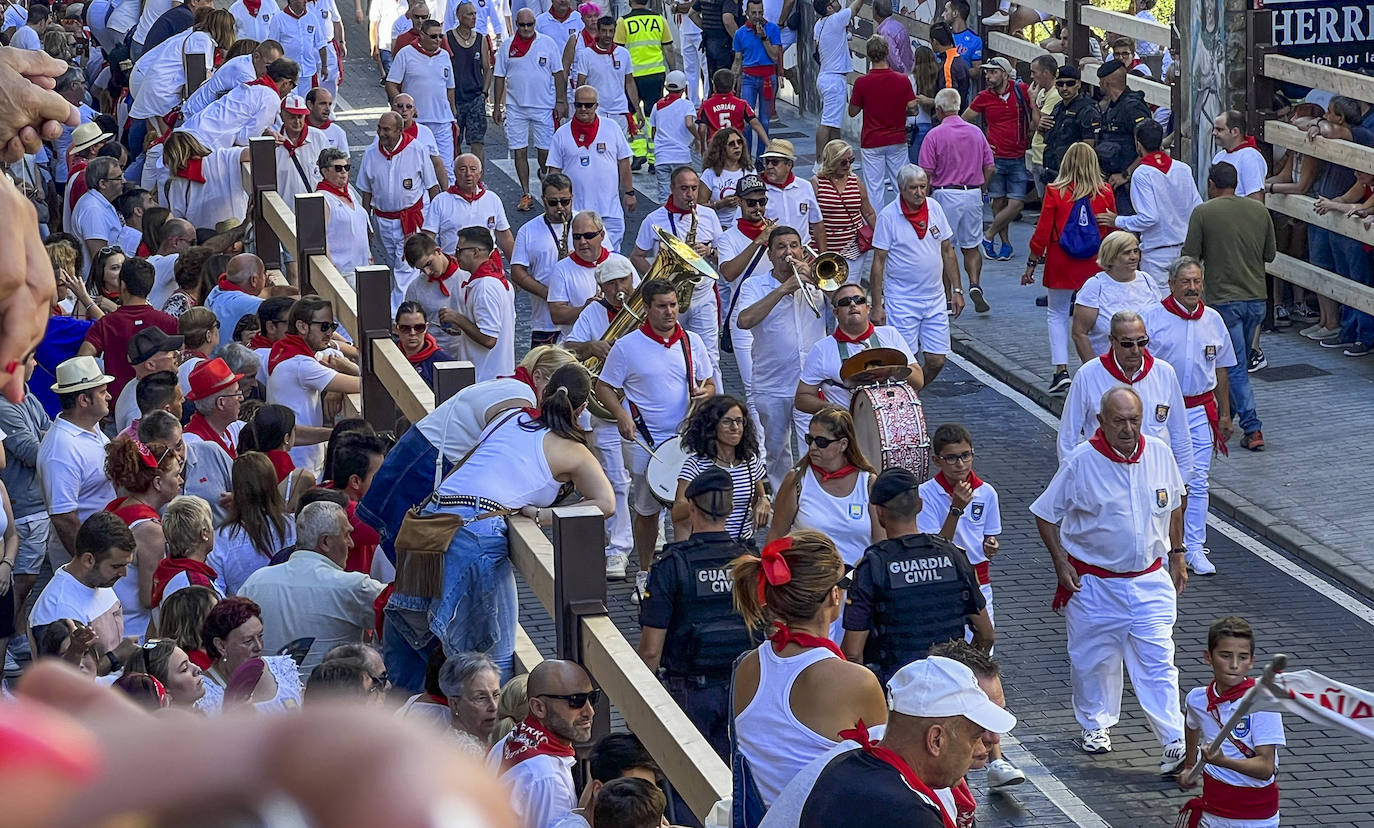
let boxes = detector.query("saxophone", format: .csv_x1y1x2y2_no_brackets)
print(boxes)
548,216,571,260
676,208,701,313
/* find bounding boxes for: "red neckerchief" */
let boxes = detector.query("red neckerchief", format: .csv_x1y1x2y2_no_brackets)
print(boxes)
766,172,796,190
186,412,237,459
836,720,956,828
136,242,151,257
311,116,333,130
283,4,308,18
282,124,311,153
580,28,595,47
317,179,353,206
811,461,857,483
248,333,274,349
1100,349,1155,384
266,449,295,482
406,333,441,364
1162,294,1204,320
216,274,248,294
589,37,613,55
1206,678,1255,718
569,247,609,268
934,469,983,494
507,365,538,395
1139,151,1172,173
447,183,486,202
243,0,262,15
901,197,930,239
508,31,535,57
600,298,619,322
551,5,571,20
500,715,576,771
426,693,450,706
655,91,684,111
267,333,317,373
379,131,415,160
402,120,418,140
1226,137,1259,153
665,197,694,215
101,289,121,302
247,73,278,91
951,778,976,828
1087,427,1145,464
569,116,600,148
429,256,460,297
174,156,206,182
736,218,765,240
640,321,685,348
769,621,845,660
462,254,511,291
151,557,219,606
832,322,874,344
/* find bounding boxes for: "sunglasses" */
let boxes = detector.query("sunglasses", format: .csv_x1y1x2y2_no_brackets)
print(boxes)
763,158,789,166
308,320,339,334
1115,337,1150,349
329,163,350,172
742,197,767,206
99,245,124,256
539,689,603,709
517,20,535,26
574,101,598,109
1055,80,1078,86
368,672,391,694
572,230,602,240
545,197,572,206
396,323,426,334
804,433,842,448
835,295,867,308
836,569,853,590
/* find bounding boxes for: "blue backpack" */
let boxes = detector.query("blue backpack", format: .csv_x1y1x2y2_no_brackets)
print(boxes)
1059,195,1101,259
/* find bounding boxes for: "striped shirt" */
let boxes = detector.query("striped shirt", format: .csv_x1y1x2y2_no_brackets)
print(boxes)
679,453,766,541
814,174,866,259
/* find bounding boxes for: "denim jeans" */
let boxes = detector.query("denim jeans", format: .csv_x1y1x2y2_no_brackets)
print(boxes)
907,120,933,164
739,73,769,158
357,425,450,564
1214,300,1264,434
1308,225,1374,345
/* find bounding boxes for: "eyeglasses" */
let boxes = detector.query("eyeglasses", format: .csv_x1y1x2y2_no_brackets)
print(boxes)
545,197,572,206
719,416,746,428
308,320,339,333
397,323,426,334
763,158,789,166
837,157,853,165
574,101,598,109
804,433,841,448
937,450,974,463
835,295,867,308
329,163,350,171
269,317,289,326
140,638,170,650
539,689,603,709
572,230,602,240
742,197,767,206
101,177,124,184
367,672,392,694
456,246,484,256
1114,337,1150,349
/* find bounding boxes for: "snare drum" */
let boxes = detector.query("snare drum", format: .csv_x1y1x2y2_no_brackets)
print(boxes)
850,382,930,479
646,436,692,506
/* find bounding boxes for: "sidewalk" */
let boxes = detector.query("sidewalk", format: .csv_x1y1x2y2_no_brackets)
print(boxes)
948,218,1374,597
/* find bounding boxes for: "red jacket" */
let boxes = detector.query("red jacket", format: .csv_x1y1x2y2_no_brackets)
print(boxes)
1029,183,1116,290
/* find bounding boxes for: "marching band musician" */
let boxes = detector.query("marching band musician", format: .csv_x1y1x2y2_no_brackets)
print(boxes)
630,165,726,385
510,173,575,348
795,282,923,415
735,226,826,494
548,211,620,340
595,278,716,600
565,257,638,581
715,173,773,462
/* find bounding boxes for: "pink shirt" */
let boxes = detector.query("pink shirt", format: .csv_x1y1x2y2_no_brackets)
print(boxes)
917,116,994,188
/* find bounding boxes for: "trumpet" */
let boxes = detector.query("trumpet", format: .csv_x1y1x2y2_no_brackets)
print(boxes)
789,255,821,318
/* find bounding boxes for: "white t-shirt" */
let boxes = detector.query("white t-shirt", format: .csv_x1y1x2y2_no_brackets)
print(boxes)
763,177,822,246
159,566,228,603
37,416,115,522
799,325,913,411
511,216,568,332
266,354,340,475
916,477,1002,566
547,119,632,221
547,251,619,336
1211,145,1267,198
572,45,633,116
229,0,278,41
1073,271,1164,355
29,566,125,653
872,196,953,314
469,0,512,42
633,204,724,307
813,8,853,75
458,273,516,381
388,44,457,124
648,95,697,165
599,327,713,444
422,188,511,257
72,189,124,252
355,136,438,211
276,130,332,209
534,8,580,50
1184,685,1284,789
736,269,827,393
1139,302,1238,397
493,32,563,111
370,0,406,51
568,297,615,343
701,166,746,230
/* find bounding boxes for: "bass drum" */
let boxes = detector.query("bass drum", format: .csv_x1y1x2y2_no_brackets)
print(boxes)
646,436,692,507
850,382,931,480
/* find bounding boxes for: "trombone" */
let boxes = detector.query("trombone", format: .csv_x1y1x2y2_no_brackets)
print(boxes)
790,249,850,318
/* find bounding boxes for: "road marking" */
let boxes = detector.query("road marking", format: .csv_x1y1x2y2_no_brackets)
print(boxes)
996,734,1113,828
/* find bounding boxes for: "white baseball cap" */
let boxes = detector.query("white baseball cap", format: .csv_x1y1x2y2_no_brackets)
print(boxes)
888,657,1017,734
664,70,688,91
282,94,309,114
595,254,636,285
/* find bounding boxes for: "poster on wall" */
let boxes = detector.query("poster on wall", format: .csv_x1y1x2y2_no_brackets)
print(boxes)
1259,0,1374,76
1186,0,1227,188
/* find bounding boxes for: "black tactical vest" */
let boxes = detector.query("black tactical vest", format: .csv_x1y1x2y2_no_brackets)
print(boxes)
860,534,977,680
660,534,757,678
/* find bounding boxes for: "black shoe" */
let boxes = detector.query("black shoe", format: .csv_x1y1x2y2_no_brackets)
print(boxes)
1048,369,1072,393
969,285,990,313
648,163,656,174
1247,349,1267,372
631,156,646,171
1035,295,1048,307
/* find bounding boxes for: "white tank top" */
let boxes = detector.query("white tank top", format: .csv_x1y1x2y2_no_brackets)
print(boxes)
795,466,872,567
323,188,372,277
736,644,841,806
436,413,563,509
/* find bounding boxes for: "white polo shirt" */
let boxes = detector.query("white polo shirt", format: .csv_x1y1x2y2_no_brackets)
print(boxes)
1211,145,1267,198
1057,353,1193,482
355,136,438,211
535,8,580,49
388,44,457,124
547,251,616,336
459,271,517,381
229,0,278,40
569,298,616,343
634,204,724,307
872,196,952,316
547,118,632,221
1139,302,1238,397
37,416,116,521
494,32,563,111
599,326,713,444
799,324,913,411
735,269,827,395
1030,434,1184,573
181,82,283,148
309,0,342,41
183,54,256,118
164,146,249,234
916,477,1002,566
268,7,329,90
763,176,822,247
1184,687,1284,789
511,216,568,332
572,45,633,116
72,190,124,252
266,353,340,475
423,187,511,256
130,30,216,119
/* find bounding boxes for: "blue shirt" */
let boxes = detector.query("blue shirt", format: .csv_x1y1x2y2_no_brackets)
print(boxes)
953,28,983,63
35,316,94,417
732,21,780,68
204,285,264,337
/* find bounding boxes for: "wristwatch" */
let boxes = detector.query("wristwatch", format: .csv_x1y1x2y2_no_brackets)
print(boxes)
949,505,965,516
952,288,964,295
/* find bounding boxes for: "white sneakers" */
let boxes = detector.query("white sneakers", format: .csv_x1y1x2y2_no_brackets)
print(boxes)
1160,739,1187,774
605,553,628,580
629,570,650,605
981,10,1010,25
1080,728,1112,754
1186,548,1217,576
985,758,1026,787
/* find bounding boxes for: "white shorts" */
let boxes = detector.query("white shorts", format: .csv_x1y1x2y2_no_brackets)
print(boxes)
930,187,986,250
818,72,848,129
506,103,554,151
622,440,664,517
889,303,951,356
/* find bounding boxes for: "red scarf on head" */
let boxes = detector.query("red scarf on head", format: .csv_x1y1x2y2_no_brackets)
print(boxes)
640,321,684,348
243,0,262,15
836,719,956,828
665,197,694,215
1206,678,1255,718
832,322,874,344
770,622,845,659
151,557,220,607
1162,294,1204,320
186,412,237,459
316,179,352,206
266,449,295,482
267,333,317,373
462,254,511,292
249,333,274,349
508,31,535,57
1088,427,1145,463
569,116,600,148
655,91,684,111
569,247,609,268
811,461,857,482
1139,151,1172,173
216,274,248,294
282,124,311,153
1226,137,1259,154
500,715,576,771
447,183,487,202
174,156,206,183
1100,349,1154,384
901,198,931,239
736,218,766,240
379,130,415,160
406,333,441,364
428,256,460,297
934,470,983,494
766,172,795,190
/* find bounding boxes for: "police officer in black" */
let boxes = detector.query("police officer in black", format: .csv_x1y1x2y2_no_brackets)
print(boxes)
637,467,755,758
840,468,993,685
1040,65,1102,183
1094,58,1152,214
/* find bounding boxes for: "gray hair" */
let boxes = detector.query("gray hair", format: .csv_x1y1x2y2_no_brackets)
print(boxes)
138,410,182,444
317,146,349,171
1100,385,1142,413
933,88,961,114
438,651,500,698
1167,255,1203,283
85,156,121,190
297,500,348,551
572,209,604,232
896,164,929,189
218,342,261,380
1109,309,1146,336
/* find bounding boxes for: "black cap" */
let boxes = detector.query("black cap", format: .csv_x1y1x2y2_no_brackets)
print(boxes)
126,327,185,364
870,467,921,506
1056,65,1080,81
736,173,766,196
1096,58,1125,79
685,467,733,499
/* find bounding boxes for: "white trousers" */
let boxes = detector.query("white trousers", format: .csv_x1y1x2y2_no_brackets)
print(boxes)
1047,288,1075,366
591,421,633,557
423,119,456,180
373,213,420,311
1064,566,1184,745
725,297,769,472
681,36,704,106
754,394,811,495
1183,404,1214,554
860,144,907,208
602,213,625,252
963,581,995,643
680,285,721,391
1141,244,1182,291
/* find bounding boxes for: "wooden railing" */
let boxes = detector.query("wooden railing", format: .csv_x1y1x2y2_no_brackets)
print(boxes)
243,144,732,820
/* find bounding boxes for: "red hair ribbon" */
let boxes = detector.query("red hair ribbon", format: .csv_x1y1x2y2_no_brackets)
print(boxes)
134,440,159,469
756,537,794,605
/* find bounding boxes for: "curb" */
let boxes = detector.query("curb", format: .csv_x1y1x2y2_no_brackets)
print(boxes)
948,328,1374,603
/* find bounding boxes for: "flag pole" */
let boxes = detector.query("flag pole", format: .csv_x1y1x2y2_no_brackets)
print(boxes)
1181,653,1288,786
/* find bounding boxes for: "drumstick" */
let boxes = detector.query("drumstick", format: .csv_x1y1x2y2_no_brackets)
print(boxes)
632,436,662,462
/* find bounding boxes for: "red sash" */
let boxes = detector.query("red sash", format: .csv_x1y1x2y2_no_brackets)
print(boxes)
1176,777,1279,827
185,412,237,459
499,715,576,771
1183,392,1229,457
836,720,956,828
374,200,426,236
972,561,990,586
151,557,220,607
1052,555,1162,612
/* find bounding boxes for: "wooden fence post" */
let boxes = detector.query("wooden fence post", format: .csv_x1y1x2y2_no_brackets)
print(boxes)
552,504,612,749
356,265,397,431
1246,7,1276,156
294,193,328,295
248,136,281,270
432,360,476,403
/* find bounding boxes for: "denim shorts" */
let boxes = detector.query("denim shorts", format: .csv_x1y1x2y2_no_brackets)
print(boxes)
988,156,1031,200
